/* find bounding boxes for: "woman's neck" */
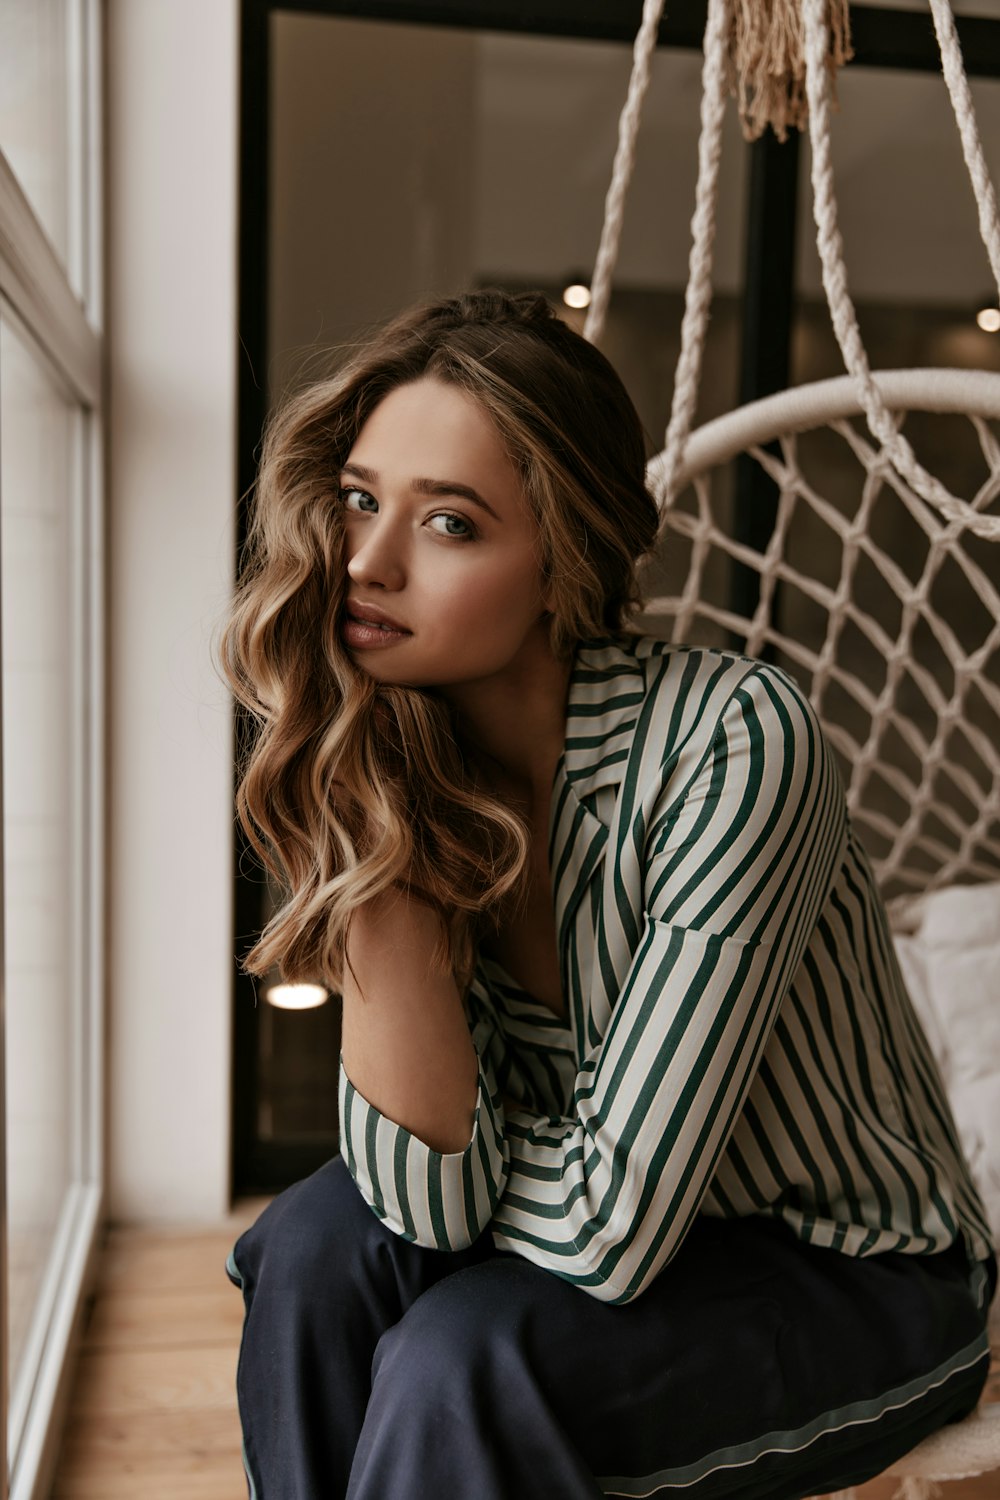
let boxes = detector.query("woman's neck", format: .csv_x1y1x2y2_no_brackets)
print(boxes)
442,637,574,811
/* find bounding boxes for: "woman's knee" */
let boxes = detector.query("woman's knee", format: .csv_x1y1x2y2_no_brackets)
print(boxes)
371,1257,529,1397
226,1153,385,1304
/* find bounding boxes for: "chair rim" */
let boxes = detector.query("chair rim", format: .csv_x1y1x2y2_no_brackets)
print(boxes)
647,369,1000,495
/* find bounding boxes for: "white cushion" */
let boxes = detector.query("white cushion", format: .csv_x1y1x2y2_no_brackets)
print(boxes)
890,882,1000,1248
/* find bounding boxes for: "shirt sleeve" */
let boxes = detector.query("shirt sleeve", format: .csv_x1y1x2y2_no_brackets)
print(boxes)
489,664,848,1303
337,1004,510,1251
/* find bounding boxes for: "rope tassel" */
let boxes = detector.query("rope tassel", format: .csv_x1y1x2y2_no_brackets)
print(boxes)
727,0,853,141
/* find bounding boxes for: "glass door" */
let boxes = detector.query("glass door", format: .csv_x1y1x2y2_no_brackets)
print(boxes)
0,2,105,1494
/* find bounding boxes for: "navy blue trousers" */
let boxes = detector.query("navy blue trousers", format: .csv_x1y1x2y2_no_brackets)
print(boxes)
226,1155,995,1499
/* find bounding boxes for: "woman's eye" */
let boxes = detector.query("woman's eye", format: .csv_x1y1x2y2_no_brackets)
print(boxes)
427,511,476,540
338,486,378,513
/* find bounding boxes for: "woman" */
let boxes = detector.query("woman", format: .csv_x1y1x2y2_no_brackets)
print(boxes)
220,289,996,1500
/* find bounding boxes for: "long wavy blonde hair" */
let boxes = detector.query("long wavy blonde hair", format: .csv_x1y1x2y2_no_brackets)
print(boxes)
217,289,659,989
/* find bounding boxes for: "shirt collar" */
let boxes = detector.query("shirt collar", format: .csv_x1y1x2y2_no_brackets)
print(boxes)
558,635,649,810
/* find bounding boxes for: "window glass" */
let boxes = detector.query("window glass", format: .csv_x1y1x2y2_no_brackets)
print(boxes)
0,0,73,274
0,309,79,1412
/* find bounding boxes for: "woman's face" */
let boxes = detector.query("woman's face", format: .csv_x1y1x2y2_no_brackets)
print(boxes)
338,376,554,692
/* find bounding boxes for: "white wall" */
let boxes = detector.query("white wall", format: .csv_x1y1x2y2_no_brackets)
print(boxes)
106,0,237,1223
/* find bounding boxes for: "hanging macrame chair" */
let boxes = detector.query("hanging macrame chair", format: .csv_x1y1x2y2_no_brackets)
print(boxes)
580,2,1000,1497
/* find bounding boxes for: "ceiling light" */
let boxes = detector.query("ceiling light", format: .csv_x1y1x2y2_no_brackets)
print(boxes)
562,279,591,310
263,981,329,1010
976,304,1000,333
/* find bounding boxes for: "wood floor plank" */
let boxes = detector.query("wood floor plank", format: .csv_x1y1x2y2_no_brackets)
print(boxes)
65,1345,238,1415
52,1464,248,1500
55,1408,242,1461
94,1235,250,1296
84,1287,245,1348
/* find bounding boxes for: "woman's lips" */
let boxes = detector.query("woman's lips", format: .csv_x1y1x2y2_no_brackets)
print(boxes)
341,602,412,650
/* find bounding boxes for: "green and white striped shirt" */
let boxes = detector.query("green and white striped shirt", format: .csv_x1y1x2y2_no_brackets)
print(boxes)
339,635,995,1304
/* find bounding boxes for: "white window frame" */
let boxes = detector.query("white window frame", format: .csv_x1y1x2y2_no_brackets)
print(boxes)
0,2,106,1496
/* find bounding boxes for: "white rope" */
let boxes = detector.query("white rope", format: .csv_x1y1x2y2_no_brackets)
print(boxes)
800,0,1000,541
587,0,1000,538
928,0,1000,300
654,0,732,510
583,0,666,346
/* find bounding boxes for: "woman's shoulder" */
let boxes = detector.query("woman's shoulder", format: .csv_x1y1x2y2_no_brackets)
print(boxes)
580,632,814,715
572,633,835,784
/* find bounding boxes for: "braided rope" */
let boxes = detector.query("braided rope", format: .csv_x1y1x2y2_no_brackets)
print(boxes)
583,0,666,346
583,0,731,518
928,0,1000,300
801,0,1000,542
655,0,732,509
587,1,1000,538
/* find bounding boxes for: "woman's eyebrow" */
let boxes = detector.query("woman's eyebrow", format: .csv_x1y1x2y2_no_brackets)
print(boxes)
339,462,501,521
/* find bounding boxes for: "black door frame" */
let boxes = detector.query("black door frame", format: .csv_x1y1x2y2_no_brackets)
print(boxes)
232,0,1000,1195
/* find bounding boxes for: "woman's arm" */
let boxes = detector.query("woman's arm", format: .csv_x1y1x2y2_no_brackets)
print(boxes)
337,892,510,1251
340,888,479,1154
490,663,848,1302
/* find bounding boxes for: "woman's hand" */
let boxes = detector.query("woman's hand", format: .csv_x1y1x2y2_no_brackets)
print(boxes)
340,887,479,1154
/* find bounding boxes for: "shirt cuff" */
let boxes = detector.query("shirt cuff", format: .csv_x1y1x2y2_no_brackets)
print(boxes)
338,1055,509,1251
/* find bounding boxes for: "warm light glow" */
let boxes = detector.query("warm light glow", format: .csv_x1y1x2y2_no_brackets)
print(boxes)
562,282,591,310
264,981,329,1011
976,306,1000,333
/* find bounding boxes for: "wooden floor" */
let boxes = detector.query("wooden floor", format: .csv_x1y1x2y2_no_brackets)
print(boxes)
48,1204,1000,1499
49,1198,271,1500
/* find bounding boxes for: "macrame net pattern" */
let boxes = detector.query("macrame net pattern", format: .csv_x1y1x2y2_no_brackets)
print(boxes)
639,371,1000,908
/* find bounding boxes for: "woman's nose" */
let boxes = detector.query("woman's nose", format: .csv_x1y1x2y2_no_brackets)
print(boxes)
345,524,406,592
